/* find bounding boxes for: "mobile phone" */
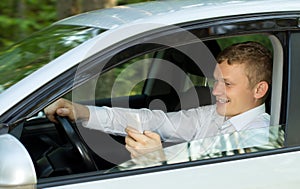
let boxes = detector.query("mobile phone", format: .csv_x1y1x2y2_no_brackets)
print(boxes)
126,112,143,133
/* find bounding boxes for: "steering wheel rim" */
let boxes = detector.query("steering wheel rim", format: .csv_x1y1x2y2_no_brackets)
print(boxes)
55,116,98,171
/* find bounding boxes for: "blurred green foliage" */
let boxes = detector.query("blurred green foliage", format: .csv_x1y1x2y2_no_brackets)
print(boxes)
0,0,150,52
0,0,57,51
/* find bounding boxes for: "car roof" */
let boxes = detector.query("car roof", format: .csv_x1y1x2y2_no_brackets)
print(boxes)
55,0,300,30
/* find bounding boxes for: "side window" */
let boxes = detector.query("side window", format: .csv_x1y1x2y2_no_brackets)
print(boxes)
69,52,154,102
107,34,286,172
65,33,285,175
94,54,154,99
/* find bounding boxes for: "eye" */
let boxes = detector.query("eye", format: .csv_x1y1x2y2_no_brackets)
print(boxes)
225,82,231,86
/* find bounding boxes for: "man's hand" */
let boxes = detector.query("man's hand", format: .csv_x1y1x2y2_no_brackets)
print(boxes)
44,98,90,123
125,127,163,159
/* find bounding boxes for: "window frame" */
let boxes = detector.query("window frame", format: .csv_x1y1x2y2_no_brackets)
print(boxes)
284,31,300,147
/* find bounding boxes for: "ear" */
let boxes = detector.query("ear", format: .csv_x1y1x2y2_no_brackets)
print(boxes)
254,81,269,99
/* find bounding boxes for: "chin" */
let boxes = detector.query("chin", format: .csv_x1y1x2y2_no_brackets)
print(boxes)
216,107,226,116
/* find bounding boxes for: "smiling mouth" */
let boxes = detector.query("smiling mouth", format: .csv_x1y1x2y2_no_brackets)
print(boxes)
216,98,230,104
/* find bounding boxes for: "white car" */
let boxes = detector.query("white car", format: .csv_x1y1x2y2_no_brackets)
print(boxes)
0,0,300,188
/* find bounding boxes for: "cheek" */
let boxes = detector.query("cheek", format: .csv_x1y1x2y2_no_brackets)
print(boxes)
227,87,254,103
230,89,255,108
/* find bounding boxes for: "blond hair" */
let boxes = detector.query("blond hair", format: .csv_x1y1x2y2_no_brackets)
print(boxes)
217,41,272,87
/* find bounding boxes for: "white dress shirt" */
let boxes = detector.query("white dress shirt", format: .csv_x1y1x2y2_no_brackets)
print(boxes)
83,104,270,145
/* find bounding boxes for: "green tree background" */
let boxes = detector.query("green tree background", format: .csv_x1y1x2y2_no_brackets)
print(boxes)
0,0,151,52
0,0,271,52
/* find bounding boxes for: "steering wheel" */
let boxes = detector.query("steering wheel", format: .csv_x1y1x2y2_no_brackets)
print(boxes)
55,116,98,171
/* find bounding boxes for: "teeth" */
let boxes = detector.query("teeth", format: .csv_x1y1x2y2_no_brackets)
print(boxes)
217,98,230,103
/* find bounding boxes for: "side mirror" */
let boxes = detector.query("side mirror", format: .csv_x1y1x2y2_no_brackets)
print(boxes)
0,134,37,188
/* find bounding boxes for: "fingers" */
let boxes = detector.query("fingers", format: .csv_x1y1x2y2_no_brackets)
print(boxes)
125,127,147,144
45,113,58,124
125,144,139,159
125,127,162,146
44,98,75,123
143,130,161,141
125,134,138,148
56,108,71,117
125,134,142,158
125,126,141,134
125,126,163,158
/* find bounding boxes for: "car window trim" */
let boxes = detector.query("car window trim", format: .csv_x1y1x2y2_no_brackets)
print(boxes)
284,31,300,147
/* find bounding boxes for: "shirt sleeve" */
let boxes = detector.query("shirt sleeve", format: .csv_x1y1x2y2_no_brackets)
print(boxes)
82,105,216,143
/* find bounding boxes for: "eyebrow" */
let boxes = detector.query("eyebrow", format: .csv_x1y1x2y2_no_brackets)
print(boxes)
214,76,234,84
213,75,227,81
223,78,231,82
213,72,233,83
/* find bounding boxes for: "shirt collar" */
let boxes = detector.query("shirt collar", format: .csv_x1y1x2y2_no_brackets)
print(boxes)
225,104,266,131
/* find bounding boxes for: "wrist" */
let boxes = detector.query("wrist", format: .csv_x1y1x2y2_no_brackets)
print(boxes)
74,104,90,121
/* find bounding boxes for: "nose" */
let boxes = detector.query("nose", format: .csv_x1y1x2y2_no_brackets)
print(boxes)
212,80,225,96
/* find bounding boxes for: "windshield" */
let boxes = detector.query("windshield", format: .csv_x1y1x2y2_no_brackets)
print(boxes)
0,25,105,93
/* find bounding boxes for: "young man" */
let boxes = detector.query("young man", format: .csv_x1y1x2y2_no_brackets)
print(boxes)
45,41,272,158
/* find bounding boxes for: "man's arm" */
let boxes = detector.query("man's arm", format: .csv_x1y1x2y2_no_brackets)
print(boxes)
45,98,208,143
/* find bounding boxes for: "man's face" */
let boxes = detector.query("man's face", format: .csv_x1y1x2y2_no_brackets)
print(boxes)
212,61,257,118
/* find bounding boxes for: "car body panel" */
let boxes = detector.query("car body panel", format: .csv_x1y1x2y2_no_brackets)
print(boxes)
44,150,300,189
56,0,300,30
